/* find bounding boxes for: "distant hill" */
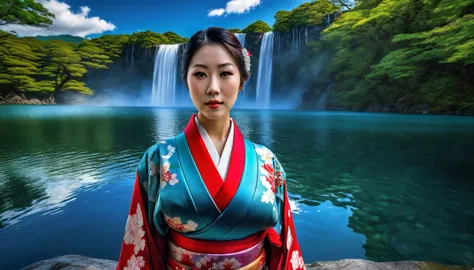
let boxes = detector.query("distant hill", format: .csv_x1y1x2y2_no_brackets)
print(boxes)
34,35,85,43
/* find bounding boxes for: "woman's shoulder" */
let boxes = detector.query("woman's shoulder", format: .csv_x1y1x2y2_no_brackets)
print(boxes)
246,139,280,161
140,137,177,160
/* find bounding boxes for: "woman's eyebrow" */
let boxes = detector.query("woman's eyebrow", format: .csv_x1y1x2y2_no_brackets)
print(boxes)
191,63,234,68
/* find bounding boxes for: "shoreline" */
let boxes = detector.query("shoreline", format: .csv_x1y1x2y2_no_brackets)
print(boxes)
2,103,474,117
21,255,474,270
1,93,474,116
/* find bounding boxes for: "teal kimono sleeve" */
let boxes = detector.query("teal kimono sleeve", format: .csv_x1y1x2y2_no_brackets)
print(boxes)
272,155,286,235
137,144,169,235
116,144,169,269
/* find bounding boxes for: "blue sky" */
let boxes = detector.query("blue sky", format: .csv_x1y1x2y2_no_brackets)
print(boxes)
0,0,310,38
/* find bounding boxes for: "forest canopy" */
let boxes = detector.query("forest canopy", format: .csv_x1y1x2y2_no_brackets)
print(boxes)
1,0,473,114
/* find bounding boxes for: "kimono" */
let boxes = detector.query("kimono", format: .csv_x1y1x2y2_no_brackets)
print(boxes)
117,114,305,270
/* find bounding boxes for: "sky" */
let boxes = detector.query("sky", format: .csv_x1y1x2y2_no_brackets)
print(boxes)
0,0,311,39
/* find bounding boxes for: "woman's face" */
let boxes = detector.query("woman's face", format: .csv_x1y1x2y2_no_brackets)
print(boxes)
186,43,242,120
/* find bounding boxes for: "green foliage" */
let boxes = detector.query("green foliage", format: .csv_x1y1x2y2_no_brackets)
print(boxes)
306,0,474,113
0,0,54,27
0,32,44,93
0,27,188,99
88,34,129,59
163,31,189,43
273,0,339,32
127,30,187,48
242,20,271,33
77,40,113,69
227,28,242,33
34,35,85,44
0,31,110,98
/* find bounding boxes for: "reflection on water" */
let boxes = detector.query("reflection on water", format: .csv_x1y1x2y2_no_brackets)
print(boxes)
1,106,474,269
152,108,182,140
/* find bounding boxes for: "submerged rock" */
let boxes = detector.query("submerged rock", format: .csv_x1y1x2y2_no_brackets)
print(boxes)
21,255,117,270
21,255,474,270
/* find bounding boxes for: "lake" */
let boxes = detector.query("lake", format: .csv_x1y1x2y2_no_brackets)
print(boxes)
0,105,473,269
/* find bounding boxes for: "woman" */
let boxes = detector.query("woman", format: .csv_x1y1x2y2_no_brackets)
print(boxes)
117,27,305,270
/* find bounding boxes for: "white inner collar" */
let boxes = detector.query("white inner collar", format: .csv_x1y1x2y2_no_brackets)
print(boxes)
194,116,234,181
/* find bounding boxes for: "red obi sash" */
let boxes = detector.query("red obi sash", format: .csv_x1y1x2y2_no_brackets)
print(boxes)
169,229,266,254
167,229,269,270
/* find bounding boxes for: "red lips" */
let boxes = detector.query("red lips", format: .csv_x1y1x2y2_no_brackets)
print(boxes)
205,100,223,105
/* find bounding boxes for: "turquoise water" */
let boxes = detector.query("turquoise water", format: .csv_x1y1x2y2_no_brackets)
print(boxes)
0,105,473,269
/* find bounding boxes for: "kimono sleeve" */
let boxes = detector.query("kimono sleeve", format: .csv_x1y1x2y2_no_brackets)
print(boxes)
272,156,306,270
116,145,168,270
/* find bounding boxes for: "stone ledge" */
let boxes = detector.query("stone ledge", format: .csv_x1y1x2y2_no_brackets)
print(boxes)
21,255,474,270
307,259,473,270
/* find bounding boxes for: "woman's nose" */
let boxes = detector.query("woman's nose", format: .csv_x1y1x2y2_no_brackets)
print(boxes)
206,75,220,95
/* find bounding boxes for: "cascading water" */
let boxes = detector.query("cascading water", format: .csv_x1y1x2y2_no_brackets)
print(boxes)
235,33,246,48
234,33,252,106
255,32,274,109
151,44,180,107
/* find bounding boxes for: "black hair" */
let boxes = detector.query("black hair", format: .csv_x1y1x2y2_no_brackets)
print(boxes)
181,27,250,91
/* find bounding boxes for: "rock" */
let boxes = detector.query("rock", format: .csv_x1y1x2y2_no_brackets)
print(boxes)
382,104,397,113
0,92,55,105
21,256,474,270
307,259,474,270
21,255,117,270
367,104,383,112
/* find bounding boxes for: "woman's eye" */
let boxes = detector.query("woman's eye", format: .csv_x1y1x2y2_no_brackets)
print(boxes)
221,71,232,77
194,72,206,78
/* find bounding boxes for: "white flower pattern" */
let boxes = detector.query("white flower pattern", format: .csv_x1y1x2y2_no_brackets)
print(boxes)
124,254,145,270
124,204,146,255
256,146,277,204
123,204,146,269
287,227,293,250
161,144,176,160
290,250,305,270
214,257,242,269
196,255,218,269
256,147,273,164
165,215,198,232
161,161,179,188
261,189,275,204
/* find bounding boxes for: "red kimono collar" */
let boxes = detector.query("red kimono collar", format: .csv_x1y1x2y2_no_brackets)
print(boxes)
184,114,245,212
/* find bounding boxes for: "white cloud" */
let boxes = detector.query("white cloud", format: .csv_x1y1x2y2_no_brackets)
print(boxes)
208,8,225,17
208,0,261,17
0,0,116,37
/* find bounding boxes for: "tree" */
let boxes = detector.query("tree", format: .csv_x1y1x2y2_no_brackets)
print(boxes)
163,31,188,43
227,28,242,33
306,0,474,113
89,34,130,59
242,20,271,33
0,32,52,95
40,40,104,99
0,0,54,27
272,0,339,32
76,40,113,74
273,11,291,32
329,0,357,10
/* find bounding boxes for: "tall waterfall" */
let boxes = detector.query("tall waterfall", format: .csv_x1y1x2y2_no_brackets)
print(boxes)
255,32,274,109
235,33,246,48
151,44,180,107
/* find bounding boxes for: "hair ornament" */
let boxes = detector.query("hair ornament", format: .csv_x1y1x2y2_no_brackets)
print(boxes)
242,48,251,73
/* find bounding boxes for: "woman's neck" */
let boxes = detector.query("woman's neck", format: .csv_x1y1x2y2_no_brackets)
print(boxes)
197,112,231,141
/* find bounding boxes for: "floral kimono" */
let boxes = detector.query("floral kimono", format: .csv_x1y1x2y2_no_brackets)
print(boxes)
117,114,305,270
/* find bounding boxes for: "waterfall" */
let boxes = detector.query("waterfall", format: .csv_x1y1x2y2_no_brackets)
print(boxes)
235,33,246,48
255,32,274,109
151,44,180,107
131,43,135,65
